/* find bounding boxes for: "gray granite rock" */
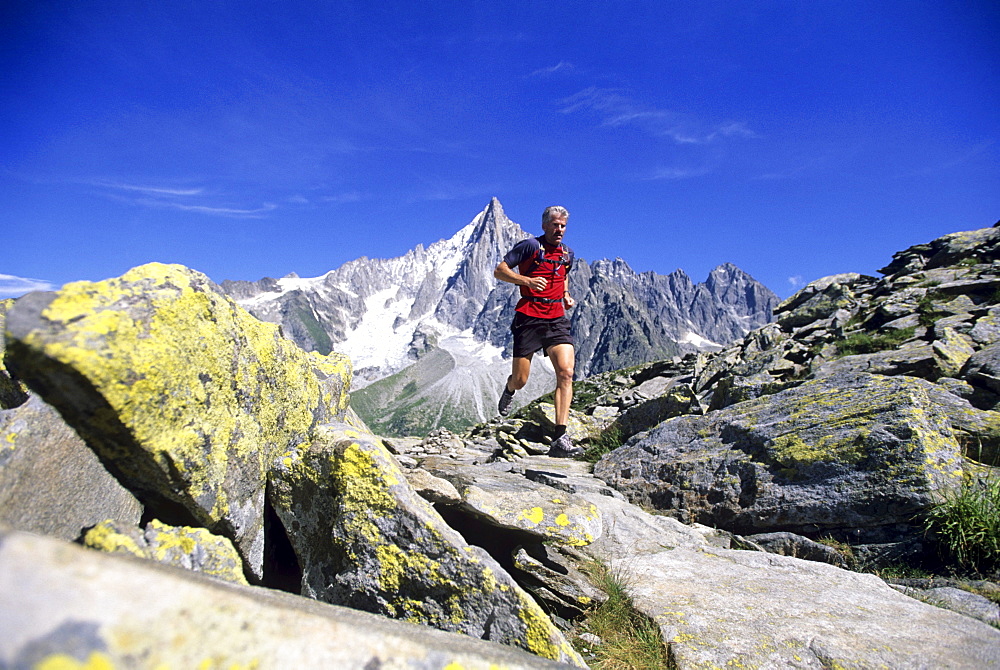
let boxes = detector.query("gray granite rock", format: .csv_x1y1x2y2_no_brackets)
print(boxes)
901,586,1000,628
0,529,575,669
737,531,851,568
617,546,1000,669
267,422,584,665
594,373,968,541
0,395,142,540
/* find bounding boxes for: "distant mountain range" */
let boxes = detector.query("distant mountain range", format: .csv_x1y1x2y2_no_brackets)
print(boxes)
221,198,779,434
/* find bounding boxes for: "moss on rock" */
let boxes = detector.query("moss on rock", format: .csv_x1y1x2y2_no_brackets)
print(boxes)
595,373,968,540
0,298,30,409
268,422,585,666
83,518,249,585
4,263,352,580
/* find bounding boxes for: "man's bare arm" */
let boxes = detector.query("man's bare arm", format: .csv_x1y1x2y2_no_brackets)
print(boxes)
494,261,547,292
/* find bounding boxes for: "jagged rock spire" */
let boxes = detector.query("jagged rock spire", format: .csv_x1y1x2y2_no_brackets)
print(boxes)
433,199,528,331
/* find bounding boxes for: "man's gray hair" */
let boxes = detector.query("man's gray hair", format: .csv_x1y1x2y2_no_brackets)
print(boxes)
542,205,570,225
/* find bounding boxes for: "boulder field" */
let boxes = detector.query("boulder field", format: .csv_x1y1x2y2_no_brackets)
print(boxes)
3,224,1000,668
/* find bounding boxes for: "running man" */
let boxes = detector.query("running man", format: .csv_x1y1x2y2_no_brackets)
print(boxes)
493,205,583,458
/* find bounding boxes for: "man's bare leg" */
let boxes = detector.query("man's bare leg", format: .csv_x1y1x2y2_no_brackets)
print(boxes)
508,355,533,392
547,343,575,426
499,354,533,417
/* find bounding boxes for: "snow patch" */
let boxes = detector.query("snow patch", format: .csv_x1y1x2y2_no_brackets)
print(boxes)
277,274,328,294
679,331,722,348
437,329,507,367
338,287,416,371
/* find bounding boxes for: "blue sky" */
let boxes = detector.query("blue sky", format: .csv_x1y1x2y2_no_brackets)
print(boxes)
2,1,998,300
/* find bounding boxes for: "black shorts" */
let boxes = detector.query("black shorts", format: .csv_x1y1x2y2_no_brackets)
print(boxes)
511,313,574,358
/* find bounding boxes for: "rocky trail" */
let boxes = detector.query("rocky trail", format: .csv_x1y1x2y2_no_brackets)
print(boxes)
3,223,1000,668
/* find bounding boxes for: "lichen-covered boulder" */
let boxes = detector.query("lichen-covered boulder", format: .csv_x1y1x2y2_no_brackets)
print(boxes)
0,299,29,409
513,546,606,618
772,273,868,329
0,528,574,670
268,422,585,666
595,373,974,541
708,372,798,410
0,395,142,540
961,341,1000,395
613,381,701,439
4,263,352,579
933,326,976,376
403,467,463,504
970,308,1000,346
880,225,1000,275
810,342,947,380
82,518,249,585
421,457,603,547
522,402,591,443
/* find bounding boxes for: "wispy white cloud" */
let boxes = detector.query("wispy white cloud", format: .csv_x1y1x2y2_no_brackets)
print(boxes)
559,87,757,145
0,274,58,299
788,275,805,289
89,180,205,196
89,180,275,218
433,31,529,48
938,140,995,170
707,122,758,141
133,199,276,217
645,166,711,180
529,61,574,77
755,154,828,181
559,87,628,115
321,191,369,204
407,181,501,203
756,168,804,181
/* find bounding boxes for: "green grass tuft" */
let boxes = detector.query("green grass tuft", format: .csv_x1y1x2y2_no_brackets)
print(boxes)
916,292,950,327
585,425,624,463
834,327,916,357
871,563,933,580
572,561,672,669
923,468,1000,575
293,305,334,355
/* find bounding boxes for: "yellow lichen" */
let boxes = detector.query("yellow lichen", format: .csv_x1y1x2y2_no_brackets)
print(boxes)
516,592,584,665
375,543,444,594
34,652,115,670
660,610,688,624
520,507,544,525
147,520,199,559
19,264,352,546
82,520,145,558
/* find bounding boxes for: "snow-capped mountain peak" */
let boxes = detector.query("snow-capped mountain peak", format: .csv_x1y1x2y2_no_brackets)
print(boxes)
220,198,779,434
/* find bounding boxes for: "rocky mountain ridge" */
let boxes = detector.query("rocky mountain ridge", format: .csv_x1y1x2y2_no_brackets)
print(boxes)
221,198,779,435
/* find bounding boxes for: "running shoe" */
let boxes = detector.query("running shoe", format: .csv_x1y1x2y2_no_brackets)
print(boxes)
548,432,584,458
498,385,516,417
